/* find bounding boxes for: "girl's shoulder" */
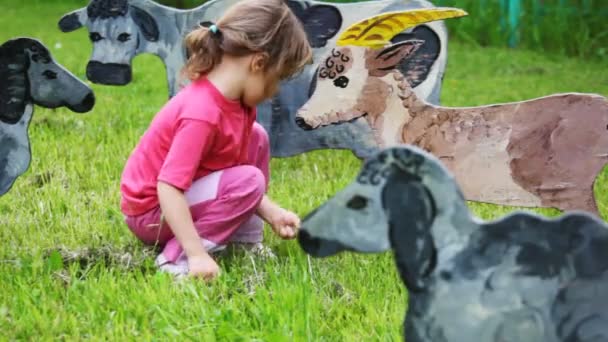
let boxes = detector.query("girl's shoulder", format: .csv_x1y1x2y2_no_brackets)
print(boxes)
174,79,225,124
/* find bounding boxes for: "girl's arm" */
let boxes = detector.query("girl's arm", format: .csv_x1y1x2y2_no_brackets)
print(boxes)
157,181,208,258
158,181,219,280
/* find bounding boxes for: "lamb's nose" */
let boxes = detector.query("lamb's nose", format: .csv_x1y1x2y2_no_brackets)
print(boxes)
297,229,320,255
295,117,313,130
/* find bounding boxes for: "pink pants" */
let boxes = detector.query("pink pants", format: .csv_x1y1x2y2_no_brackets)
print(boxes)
125,123,270,263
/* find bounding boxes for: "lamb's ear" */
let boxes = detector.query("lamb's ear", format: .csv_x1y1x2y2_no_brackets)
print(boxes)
382,168,437,292
366,40,424,77
130,6,159,42
0,43,29,125
58,9,86,32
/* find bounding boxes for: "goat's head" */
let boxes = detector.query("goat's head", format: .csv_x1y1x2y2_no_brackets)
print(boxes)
0,38,95,124
295,7,467,131
58,0,159,85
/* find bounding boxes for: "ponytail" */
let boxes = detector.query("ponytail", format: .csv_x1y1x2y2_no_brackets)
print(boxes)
182,24,223,80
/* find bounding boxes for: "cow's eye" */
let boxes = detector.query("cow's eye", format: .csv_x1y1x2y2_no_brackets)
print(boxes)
334,76,349,88
89,32,103,42
118,33,131,42
346,195,368,210
42,70,57,80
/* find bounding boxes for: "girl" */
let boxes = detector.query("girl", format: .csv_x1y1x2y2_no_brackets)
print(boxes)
120,0,312,280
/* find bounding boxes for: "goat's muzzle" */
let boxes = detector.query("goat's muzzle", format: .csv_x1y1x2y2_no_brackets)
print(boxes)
295,116,313,130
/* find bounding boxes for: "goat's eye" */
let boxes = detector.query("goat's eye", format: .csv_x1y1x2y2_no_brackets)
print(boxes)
334,76,349,88
89,32,103,42
42,70,57,80
346,195,368,210
117,33,131,42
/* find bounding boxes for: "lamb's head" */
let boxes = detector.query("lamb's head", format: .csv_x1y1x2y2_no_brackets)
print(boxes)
58,0,160,86
0,38,95,124
299,145,470,290
295,7,467,131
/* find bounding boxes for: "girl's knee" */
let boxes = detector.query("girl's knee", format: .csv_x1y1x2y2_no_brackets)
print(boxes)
223,165,265,200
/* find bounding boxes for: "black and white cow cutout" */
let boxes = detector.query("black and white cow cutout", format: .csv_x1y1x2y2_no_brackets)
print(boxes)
59,0,452,158
0,38,95,196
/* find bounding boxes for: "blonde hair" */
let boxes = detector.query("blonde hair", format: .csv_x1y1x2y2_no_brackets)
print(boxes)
182,0,313,81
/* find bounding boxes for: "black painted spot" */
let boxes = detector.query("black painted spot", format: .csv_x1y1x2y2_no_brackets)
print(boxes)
383,169,436,292
346,195,368,210
333,76,349,88
286,1,342,48
42,70,57,80
130,6,159,42
86,61,132,85
0,38,33,124
87,0,128,19
58,12,83,32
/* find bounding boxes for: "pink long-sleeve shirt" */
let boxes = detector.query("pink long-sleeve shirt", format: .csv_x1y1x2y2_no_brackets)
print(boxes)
120,78,256,216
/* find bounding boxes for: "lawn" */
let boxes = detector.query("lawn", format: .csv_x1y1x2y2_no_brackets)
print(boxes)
1,1,607,340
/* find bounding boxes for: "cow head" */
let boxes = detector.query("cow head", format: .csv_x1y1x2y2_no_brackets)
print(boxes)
58,0,159,85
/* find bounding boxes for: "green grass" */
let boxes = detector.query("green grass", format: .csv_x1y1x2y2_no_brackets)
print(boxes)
1,1,608,340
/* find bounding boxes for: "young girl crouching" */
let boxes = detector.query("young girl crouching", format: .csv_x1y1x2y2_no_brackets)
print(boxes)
120,0,312,280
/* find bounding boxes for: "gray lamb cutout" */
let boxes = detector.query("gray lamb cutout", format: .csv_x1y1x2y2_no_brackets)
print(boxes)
0,38,95,196
298,145,608,342
58,0,451,158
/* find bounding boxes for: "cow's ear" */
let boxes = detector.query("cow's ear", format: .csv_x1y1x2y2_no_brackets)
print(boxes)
130,6,159,42
288,3,342,48
58,9,85,32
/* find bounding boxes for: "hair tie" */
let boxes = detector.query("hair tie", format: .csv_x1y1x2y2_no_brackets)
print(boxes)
209,24,219,35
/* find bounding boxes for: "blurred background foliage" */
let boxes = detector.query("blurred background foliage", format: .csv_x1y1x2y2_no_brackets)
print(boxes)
33,0,608,59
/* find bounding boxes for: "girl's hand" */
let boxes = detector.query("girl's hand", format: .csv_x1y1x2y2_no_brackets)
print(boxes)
188,254,220,281
269,208,300,239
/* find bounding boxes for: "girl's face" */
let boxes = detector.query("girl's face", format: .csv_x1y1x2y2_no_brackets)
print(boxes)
242,54,281,107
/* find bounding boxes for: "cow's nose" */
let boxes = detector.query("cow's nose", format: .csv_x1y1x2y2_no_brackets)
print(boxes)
295,117,313,130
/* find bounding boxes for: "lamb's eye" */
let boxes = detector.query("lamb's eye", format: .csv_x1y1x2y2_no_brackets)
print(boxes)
42,70,57,80
346,195,368,210
333,76,349,88
117,33,131,42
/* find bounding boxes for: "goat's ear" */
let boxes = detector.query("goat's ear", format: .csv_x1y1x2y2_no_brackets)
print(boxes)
383,170,437,292
58,9,85,32
0,47,29,125
130,6,159,42
367,40,424,77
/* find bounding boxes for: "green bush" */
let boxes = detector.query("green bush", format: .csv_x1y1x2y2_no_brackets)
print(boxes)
119,0,608,60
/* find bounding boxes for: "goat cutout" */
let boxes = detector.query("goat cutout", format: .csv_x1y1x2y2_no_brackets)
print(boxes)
58,0,453,158
297,20,608,215
299,145,608,342
0,38,95,196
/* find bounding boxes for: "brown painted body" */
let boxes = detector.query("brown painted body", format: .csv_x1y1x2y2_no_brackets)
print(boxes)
297,44,608,215
384,72,608,213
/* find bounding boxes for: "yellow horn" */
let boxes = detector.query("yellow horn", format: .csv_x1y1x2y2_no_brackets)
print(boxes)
337,7,468,49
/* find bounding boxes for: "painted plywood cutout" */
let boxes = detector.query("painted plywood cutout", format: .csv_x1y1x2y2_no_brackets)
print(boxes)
58,0,455,158
295,10,608,215
298,145,608,342
0,38,95,196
